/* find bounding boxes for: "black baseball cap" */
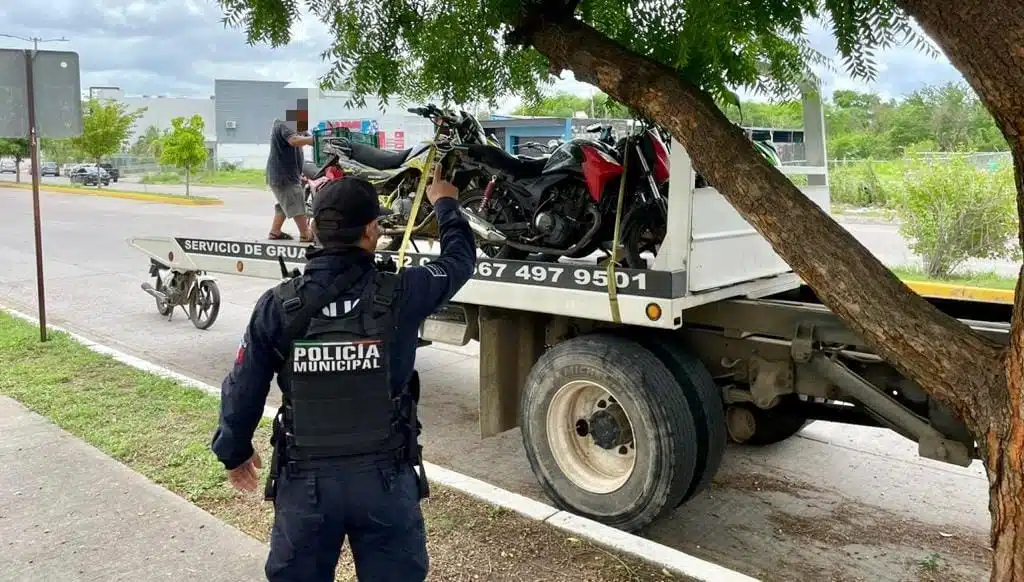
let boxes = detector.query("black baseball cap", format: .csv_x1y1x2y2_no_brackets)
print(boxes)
312,177,393,239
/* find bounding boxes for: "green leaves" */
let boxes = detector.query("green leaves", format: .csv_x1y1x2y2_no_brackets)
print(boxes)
892,156,1020,278
160,115,210,196
214,0,932,111
0,138,29,160
70,98,146,163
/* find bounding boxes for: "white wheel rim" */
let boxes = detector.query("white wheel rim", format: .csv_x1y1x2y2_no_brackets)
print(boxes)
546,380,637,494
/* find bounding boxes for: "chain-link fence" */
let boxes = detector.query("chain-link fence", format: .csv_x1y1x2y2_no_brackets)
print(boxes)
830,151,1012,171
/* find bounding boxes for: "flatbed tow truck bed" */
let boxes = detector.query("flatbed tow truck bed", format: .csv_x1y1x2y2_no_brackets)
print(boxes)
126,91,1013,533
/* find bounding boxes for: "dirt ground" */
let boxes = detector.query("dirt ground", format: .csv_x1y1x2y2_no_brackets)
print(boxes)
668,470,993,582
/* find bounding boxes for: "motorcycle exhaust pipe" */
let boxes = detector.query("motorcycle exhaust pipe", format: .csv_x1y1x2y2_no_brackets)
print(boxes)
141,282,168,302
460,208,508,243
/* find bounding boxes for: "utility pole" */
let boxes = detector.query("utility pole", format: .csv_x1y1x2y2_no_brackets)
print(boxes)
0,34,69,51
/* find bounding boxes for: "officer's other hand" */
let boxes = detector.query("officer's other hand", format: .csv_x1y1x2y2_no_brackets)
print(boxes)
227,451,262,492
427,164,458,205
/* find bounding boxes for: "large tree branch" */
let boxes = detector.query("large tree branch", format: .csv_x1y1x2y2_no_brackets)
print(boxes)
524,17,1006,433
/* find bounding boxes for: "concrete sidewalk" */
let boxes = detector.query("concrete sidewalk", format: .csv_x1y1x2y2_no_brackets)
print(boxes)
0,396,267,581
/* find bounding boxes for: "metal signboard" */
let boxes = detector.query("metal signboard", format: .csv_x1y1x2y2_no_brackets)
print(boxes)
0,49,82,138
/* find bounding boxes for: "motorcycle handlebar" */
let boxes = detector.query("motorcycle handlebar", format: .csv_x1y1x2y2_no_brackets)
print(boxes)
408,104,460,125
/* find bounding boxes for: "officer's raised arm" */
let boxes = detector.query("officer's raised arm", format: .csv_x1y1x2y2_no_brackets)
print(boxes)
400,164,478,322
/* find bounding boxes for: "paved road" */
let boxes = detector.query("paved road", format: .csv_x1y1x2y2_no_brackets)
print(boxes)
0,184,997,581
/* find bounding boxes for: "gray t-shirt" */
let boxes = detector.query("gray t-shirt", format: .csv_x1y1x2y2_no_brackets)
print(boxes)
265,120,304,186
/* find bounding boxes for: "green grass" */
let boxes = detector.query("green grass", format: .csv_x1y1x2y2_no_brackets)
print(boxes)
140,169,267,188
0,312,682,582
0,311,263,504
891,265,1018,290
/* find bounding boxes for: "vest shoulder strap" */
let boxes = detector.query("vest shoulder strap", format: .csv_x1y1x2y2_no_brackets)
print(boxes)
362,271,403,337
278,266,366,342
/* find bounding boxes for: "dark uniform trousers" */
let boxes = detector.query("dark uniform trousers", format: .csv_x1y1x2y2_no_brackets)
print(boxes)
266,456,427,581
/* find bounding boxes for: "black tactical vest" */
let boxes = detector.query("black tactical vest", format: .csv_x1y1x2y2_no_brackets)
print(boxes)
273,267,408,462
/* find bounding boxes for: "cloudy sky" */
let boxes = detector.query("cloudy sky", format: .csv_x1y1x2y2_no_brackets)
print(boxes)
0,0,968,111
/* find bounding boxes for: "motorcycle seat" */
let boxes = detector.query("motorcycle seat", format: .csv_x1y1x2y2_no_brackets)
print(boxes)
467,144,547,179
348,142,413,171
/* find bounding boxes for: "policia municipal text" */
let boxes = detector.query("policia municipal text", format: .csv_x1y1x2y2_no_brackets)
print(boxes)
210,165,477,581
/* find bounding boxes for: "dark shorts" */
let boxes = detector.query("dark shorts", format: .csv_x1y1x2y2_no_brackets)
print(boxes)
265,461,428,582
270,182,306,218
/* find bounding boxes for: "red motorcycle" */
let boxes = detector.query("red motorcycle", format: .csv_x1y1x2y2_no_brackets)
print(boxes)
456,120,670,266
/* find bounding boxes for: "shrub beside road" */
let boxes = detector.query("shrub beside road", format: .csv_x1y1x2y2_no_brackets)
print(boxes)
141,168,267,189
0,311,686,582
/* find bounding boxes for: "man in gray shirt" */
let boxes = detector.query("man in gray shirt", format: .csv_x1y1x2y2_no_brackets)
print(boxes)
266,119,315,241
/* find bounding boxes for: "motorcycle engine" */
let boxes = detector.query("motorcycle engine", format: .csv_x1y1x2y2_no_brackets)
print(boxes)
391,197,414,220
533,185,585,247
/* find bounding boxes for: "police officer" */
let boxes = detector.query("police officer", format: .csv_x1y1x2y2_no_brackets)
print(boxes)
210,164,477,581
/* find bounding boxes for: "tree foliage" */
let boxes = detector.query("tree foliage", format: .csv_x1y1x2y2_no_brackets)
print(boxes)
218,0,934,109
892,157,1020,278
0,138,30,182
513,90,630,118
71,98,146,167
159,115,209,197
131,125,170,159
40,138,79,167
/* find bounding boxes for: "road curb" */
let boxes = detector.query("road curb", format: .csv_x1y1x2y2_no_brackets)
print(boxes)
903,280,1015,304
1,304,761,582
2,182,223,206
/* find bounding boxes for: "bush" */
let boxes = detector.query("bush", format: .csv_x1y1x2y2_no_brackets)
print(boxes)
891,156,1020,278
139,171,183,185
829,160,892,207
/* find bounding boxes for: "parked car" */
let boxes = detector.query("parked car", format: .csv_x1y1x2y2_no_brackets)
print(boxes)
0,160,16,174
97,162,119,182
40,162,59,177
69,165,110,186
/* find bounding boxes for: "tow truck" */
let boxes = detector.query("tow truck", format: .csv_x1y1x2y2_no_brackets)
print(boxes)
126,90,1012,533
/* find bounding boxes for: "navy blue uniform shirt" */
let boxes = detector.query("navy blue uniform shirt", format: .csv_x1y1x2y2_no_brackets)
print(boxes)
211,196,477,470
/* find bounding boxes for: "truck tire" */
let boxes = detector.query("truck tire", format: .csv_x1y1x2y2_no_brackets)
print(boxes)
520,333,698,532
726,398,811,446
633,335,727,506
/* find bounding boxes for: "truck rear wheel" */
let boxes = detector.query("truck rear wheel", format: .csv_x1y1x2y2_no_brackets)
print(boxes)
520,334,698,532
726,398,811,446
634,336,727,506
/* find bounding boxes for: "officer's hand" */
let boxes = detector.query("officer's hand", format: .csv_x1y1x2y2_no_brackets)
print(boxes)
227,451,262,492
427,164,458,205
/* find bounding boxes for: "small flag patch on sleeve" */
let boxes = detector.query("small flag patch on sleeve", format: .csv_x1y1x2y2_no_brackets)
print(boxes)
235,338,248,364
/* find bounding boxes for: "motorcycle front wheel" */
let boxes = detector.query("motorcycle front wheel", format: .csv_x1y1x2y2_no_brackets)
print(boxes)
620,198,668,270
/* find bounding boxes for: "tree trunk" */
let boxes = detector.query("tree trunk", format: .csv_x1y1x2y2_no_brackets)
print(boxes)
987,288,1024,577
525,18,1006,431
15,156,21,183
891,5,1024,579
185,167,190,197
